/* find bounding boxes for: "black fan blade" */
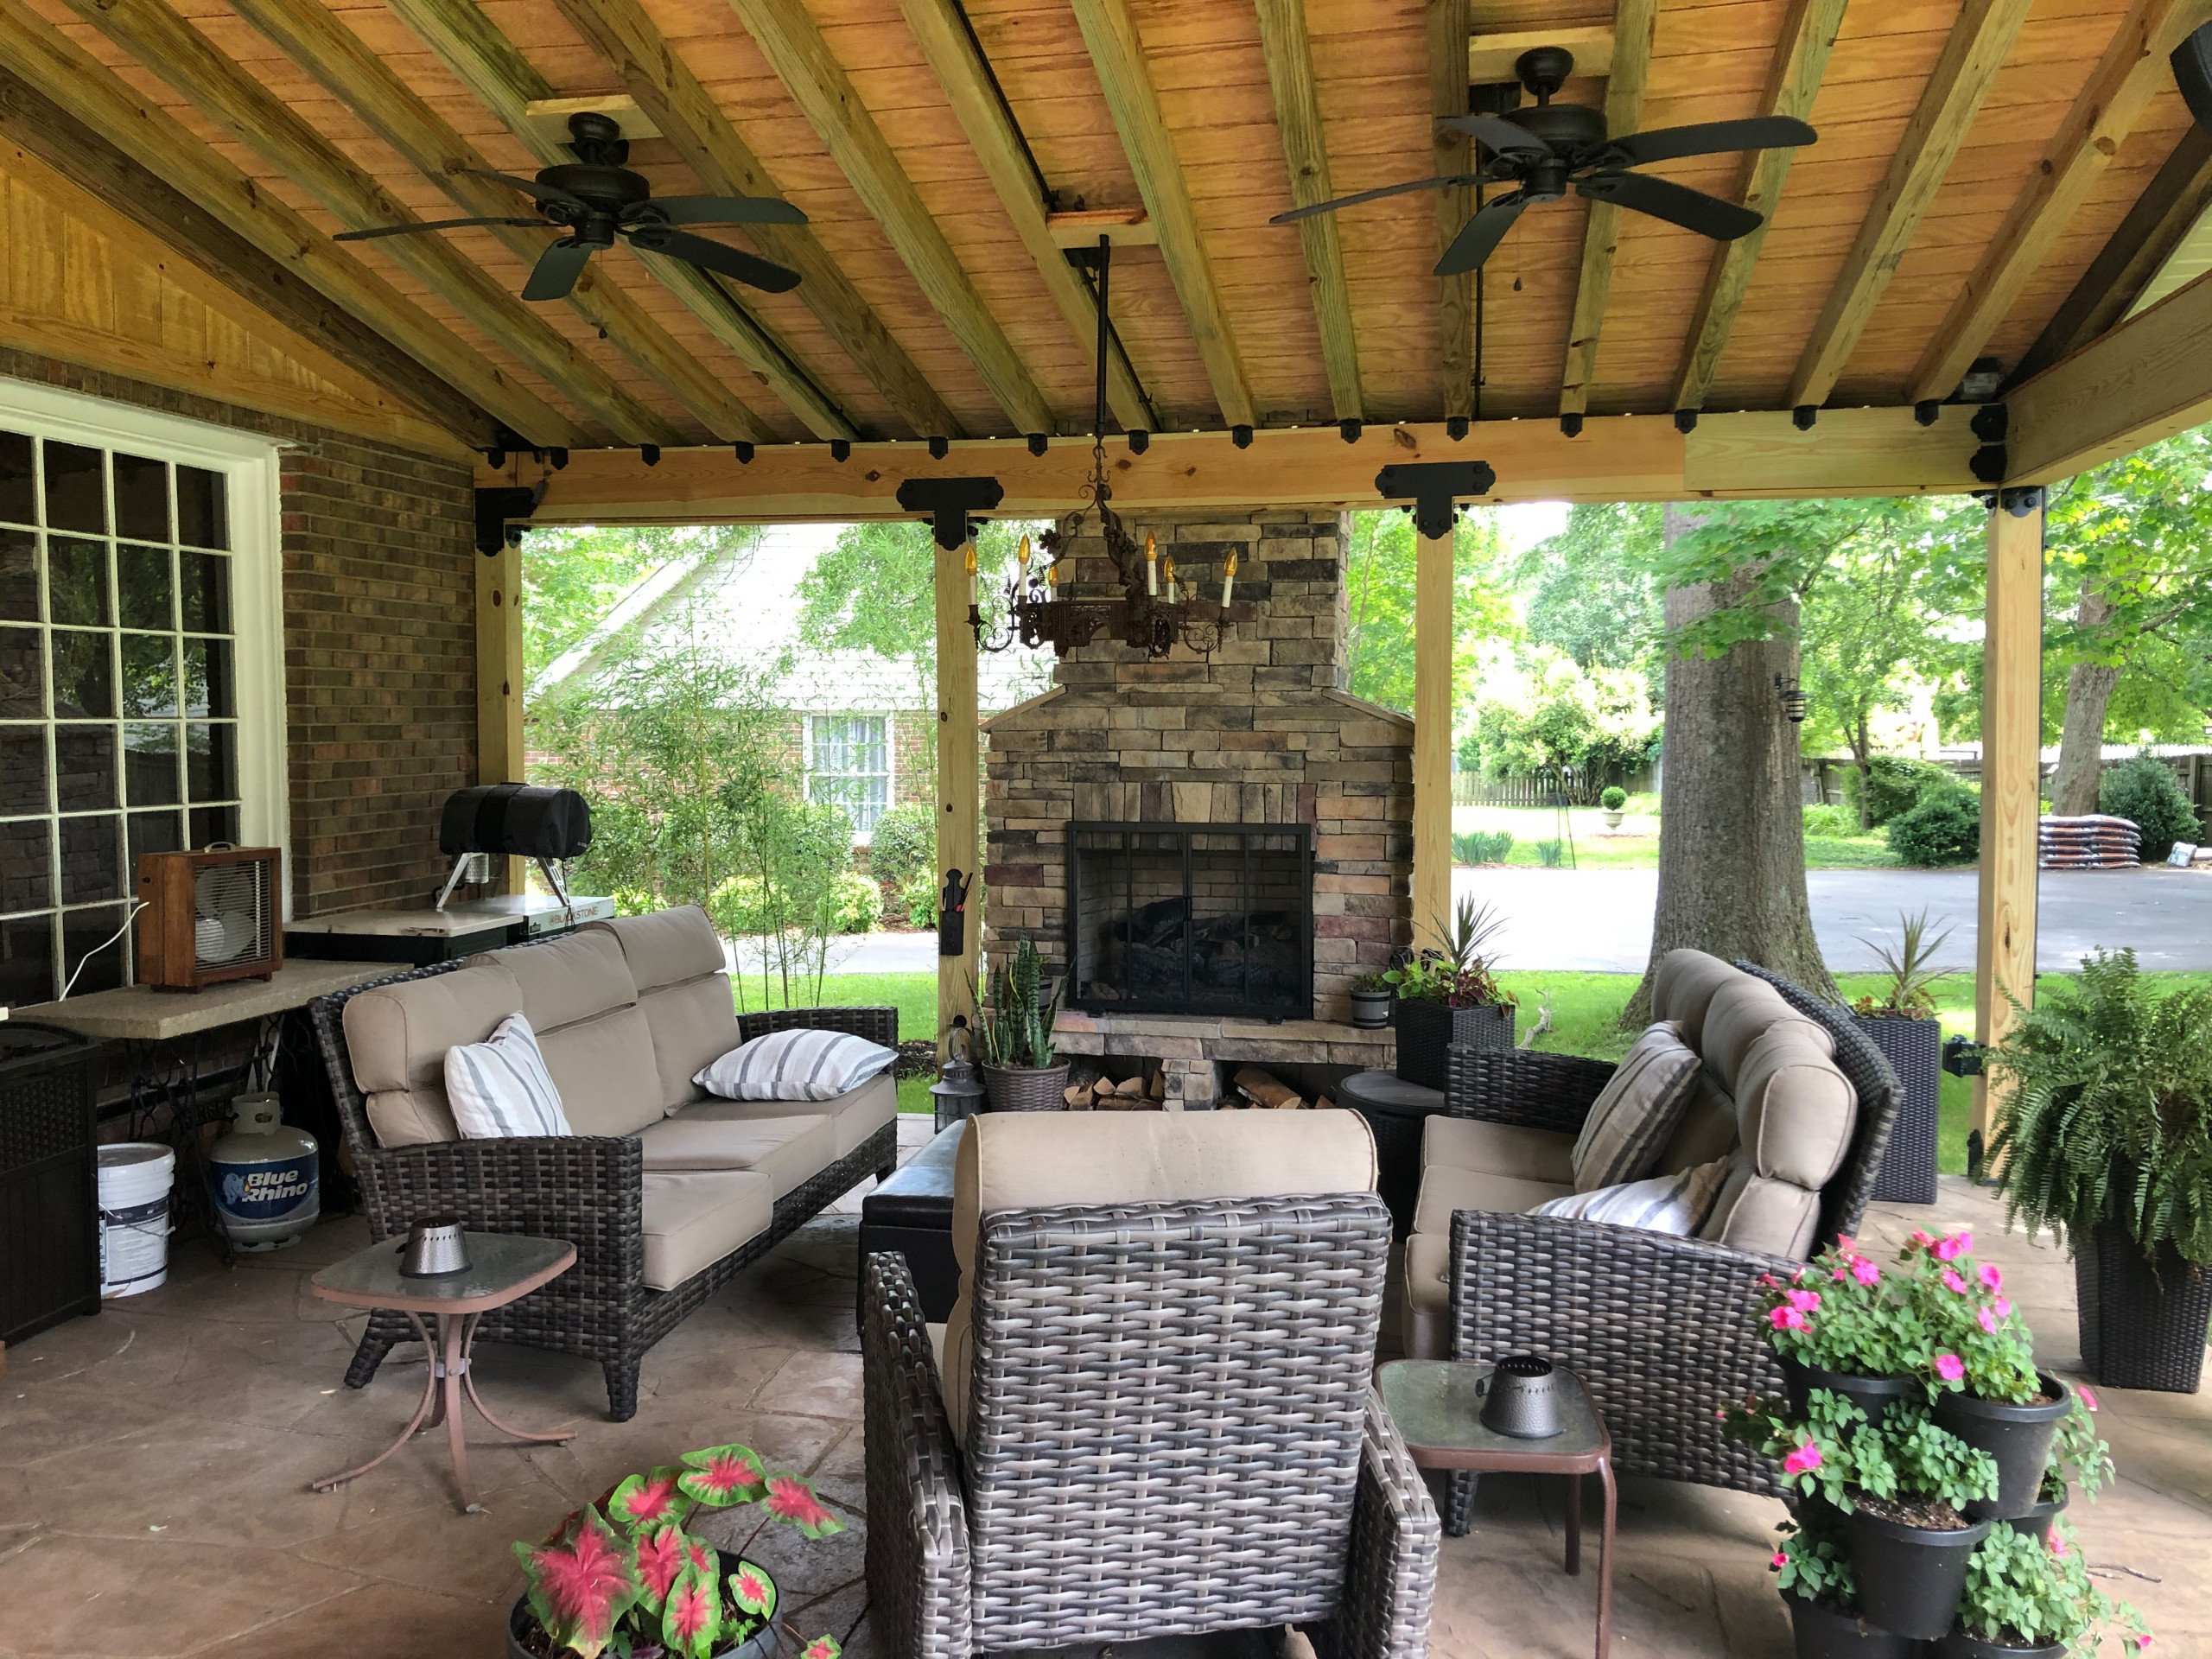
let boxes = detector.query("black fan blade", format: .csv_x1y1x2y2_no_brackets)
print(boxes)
1270,173,1486,224
2177,22,2212,130
1433,191,1529,276
334,217,547,241
463,168,587,212
1578,171,1763,240
626,226,802,293
522,238,595,302
1605,116,1816,167
1436,112,1554,161
635,194,810,227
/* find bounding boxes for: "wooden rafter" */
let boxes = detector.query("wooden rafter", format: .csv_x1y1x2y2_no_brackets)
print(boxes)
1787,0,2030,411
1254,0,1361,423
1068,0,1256,429
1559,0,1656,420
60,0,676,446
896,0,1154,434
544,0,959,441
223,0,771,444
378,0,855,443
1908,0,2212,405
2008,266,2212,482
2009,126,2212,388
0,0,582,447
1669,0,1844,415
727,0,1055,437
1429,0,1472,421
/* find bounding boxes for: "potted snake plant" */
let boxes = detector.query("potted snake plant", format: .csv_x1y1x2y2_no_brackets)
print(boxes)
1850,907,1952,1205
976,935,1071,1112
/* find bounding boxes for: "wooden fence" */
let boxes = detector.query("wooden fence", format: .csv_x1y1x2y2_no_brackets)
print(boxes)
1452,764,1654,807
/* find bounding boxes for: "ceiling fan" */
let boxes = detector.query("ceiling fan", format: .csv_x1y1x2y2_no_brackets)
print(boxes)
334,112,808,302
2176,21,2212,128
1272,47,1816,275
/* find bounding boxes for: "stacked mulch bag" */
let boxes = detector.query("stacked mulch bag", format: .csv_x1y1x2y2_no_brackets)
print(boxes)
2037,813,2142,868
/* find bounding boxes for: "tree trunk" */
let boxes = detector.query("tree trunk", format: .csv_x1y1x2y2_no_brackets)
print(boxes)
1624,507,1837,1025
2049,580,2117,817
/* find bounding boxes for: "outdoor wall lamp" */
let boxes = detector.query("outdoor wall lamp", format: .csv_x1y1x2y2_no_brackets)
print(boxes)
1775,673,1808,724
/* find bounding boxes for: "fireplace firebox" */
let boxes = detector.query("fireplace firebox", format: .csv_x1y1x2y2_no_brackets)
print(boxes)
1065,822,1313,1020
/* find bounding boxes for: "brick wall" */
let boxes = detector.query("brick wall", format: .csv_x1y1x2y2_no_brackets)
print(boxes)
1,352,476,916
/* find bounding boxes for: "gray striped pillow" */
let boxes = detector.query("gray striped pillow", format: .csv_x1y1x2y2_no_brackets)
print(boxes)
444,1013,572,1140
695,1027,898,1102
1532,1157,1731,1235
1572,1020,1702,1191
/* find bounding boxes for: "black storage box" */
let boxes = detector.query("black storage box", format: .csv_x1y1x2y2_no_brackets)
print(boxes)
0,1022,101,1345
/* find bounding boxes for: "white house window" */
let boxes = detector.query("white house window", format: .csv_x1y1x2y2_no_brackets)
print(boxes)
808,713,891,836
0,383,284,1006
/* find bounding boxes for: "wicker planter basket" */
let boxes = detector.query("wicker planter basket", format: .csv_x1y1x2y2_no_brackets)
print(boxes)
2075,1220,2212,1393
1853,1014,1939,1205
980,1062,1071,1113
1392,999,1514,1090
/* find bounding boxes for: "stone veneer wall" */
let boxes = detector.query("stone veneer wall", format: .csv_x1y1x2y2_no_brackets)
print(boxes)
982,507,1413,1021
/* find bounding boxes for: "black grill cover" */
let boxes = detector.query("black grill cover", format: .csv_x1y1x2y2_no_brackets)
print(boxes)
438,785,592,860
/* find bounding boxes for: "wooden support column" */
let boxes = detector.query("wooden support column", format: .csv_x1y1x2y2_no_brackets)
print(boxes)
475,542,526,891
935,534,980,1048
1413,526,1453,947
1974,490,2044,1152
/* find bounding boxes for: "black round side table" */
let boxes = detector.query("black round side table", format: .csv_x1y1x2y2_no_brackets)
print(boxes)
1337,1068,1445,1237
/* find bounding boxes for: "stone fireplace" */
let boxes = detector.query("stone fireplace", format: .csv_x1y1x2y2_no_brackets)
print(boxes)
982,507,1414,1106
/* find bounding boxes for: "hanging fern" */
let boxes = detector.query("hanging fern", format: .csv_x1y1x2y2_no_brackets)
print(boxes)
1986,950,2212,1269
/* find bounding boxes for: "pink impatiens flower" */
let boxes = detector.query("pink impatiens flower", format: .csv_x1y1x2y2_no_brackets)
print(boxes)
2049,1529,2069,1558
2080,1385,2101,1411
1980,1262,2004,1292
1935,1353,1966,1382
1911,1229,1937,1248
1783,1442,1823,1477
1993,1298,2012,1319
1936,1231,1972,1262
1978,1306,2003,1335
1853,1258,1880,1287
1769,1306,1808,1332
1771,1551,1789,1569
1785,1288,1821,1314
1942,1268,1971,1294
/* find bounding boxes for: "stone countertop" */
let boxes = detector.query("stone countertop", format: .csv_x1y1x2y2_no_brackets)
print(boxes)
13,959,396,1043
284,894,613,938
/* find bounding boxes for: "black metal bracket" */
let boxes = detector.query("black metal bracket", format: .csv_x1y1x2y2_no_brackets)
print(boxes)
1970,445,2009,485
1914,400,1942,427
1999,484,2044,517
474,484,542,556
1942,1033,1984,1077
1792,405,1817,430
1559,412,1583,439
897,476,1006,550
928,435,949,461
733,442,754,464
1128,429,1149,454
1374,460,1497,540
1673,409,1699,434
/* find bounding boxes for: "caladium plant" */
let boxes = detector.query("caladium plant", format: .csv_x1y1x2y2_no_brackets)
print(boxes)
512,1442,847,1659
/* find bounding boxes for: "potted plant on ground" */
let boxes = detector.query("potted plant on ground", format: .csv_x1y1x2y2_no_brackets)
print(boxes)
976,934,1071,1112
1758,1238,1927,1427
1770,1509,1915,1658
1385,896,1516,1090
1986,949,2212,1392
1599,785,1628,830
510,1443,846,1659
1348,969,1393,1030
1942,1517,2148,1657
1850,907,1953,1205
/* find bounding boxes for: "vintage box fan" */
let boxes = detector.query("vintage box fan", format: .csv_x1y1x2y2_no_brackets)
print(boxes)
136,846,283,990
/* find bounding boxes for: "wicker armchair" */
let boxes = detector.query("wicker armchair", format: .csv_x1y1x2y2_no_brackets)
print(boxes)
861,1191,1439,1658
1441,962,1899,1511
312,960,898,1421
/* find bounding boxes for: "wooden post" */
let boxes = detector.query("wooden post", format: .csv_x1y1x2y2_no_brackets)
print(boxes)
1974,490,2044,1154
1413,526,1453,949
936,532,981,1052
474,542,526,892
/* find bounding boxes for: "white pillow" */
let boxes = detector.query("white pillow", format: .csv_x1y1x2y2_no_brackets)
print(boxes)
696,1026,898,1102
444,1012,572,1139
1531,1157,1731,1236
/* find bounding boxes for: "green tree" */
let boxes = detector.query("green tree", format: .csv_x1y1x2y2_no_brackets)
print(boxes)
1462,645,1658,798
1344,507,1511,715
1517,502,1665,674
521,523,761,683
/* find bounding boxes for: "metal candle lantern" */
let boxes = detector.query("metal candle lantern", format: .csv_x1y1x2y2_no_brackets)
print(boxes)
398,1215,471,1277
928,1019,988,1132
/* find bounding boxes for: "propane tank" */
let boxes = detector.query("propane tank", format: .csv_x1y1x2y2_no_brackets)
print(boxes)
206,1092,320,1250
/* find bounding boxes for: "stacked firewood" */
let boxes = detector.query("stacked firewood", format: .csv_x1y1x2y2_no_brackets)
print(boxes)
1219,1066,1334,1111
1064,1063,1166,1110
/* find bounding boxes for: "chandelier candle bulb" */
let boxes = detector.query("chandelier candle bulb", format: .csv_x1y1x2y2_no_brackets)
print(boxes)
1146,531,1159,596
1162,554,1177,593
1223,551,1238,607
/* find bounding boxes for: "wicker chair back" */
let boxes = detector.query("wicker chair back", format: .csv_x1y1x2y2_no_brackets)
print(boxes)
962,1192,1390,1649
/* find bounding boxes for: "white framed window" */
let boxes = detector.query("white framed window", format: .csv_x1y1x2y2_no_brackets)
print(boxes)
807,713,892,837
0,378,287,1005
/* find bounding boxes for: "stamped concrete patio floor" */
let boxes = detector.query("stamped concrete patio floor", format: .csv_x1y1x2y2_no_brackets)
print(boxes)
3,1115,2208,1658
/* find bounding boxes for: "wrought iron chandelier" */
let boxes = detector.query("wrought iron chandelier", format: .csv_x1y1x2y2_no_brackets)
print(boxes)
972,238,1252,660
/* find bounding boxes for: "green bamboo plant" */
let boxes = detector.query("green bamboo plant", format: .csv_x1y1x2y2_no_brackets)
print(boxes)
978,936,1061,1069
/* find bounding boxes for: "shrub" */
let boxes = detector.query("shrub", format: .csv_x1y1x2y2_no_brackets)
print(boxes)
2099,753,2198,860
1535,838,1567,868
1845,755,1956,828
1886,785,1980,866
830,869,881,933
1599,785,1628,810
868,802,937,893
1451,829,1514,865
1802,803,1852,838
902,872,939,929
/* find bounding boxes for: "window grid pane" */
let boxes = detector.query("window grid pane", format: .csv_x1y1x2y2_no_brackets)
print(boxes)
808,715,891,835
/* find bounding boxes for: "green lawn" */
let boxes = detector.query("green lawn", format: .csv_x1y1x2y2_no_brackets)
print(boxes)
1452,802,1902,870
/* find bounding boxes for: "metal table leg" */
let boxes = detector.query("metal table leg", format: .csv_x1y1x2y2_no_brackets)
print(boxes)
1593,1456,1616,1659
1564,1471,1580,1576
309,1312,442,1494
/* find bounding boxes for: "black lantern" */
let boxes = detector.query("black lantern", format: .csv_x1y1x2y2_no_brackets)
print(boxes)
1774,673,1808,724
927,1017,988,1132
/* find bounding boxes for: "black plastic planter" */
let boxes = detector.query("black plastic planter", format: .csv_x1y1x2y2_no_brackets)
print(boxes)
2004,1485,2067,1540
1391,998,1513,1090
1783,1591,1917,1658
1778,1355,1918,1429
1933,1372,2072,1520
1935,1634,2065,1659
2075,1221,2212,1393
1845,1506,1993,1642
1348,988,1392,1030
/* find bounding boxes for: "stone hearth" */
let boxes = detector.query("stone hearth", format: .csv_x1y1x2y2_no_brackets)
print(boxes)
1055,1007,1395,1109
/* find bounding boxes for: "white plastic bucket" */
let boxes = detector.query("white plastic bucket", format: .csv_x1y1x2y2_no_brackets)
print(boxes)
98,1142,176,1297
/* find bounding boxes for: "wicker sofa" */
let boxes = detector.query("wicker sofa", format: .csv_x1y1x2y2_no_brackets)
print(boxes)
312,906,898,1420
862,1110,1439,1659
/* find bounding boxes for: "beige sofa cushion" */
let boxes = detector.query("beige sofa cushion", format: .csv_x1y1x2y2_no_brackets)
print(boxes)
639,1169,773,1290
1650,949,1741,1051
1737,1027,1859,1189
480,927,639,1033
1697,1152,1821,1260
589,908,741,1114
636,1112,836,1198
537,1004,665,1139
345,961,522,1147
1402,1232,1449,1361
1571,1021,1701,1191
1656,1071,1740,1174
1412,1164,1573,1236
1422,1116,1575,1185
589,906,723,992
1700,978,1833,1091
683,1073,897,1160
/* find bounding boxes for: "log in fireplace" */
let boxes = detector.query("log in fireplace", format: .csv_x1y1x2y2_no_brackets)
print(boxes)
1065,822,1313,1021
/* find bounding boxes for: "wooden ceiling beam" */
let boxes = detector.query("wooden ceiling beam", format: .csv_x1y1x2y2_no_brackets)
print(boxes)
2008,125,2212,388
727,0,1054,438
1787,0,2030,411
0,0,582,447
378,0,855,442
1559,0,1656,421
896,0,1154,433
1908,0,2212,405
1670,0,1845,415
60,0,675,446
543,0,957,440
225,0,770,444
1068,0,1255,429
1254,0,1362,423
2009,266,2212,482
1429,0,1472,422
